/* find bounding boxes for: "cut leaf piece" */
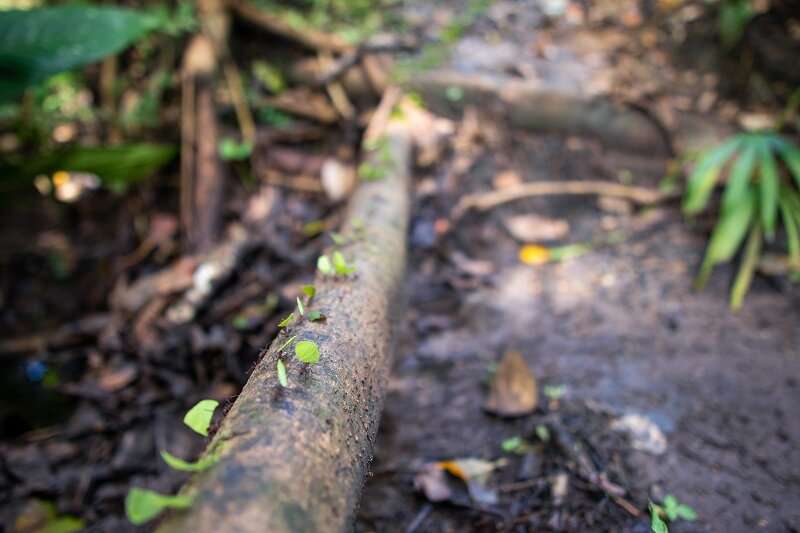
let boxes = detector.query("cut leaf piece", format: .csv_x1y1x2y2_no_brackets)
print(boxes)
649,502,668,533
160,450,218,472
332,251,356,275
296,297,305,316
125,488,193,526
277,359,288,387
278,335,297,352
277,312,294,328
306,310,325,321
317,255,333,275
183,399,219,437
295,340,320,364
302,285,316,299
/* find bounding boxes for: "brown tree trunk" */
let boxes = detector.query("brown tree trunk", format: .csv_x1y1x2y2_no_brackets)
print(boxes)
160,117,412,533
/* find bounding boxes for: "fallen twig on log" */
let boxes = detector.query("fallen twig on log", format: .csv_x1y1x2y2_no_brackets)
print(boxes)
453,180,674,219
159,95,412,533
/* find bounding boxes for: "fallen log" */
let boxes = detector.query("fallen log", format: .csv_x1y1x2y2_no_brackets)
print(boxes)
159,99,412,533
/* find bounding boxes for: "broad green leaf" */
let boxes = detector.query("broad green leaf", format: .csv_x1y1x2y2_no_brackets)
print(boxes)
296,297,305,316
183,399,219,437
302,285,316,299
317,255,334,275
295,340,320,364
277,359,288,387
306,310,325,321
649,503,669,533
730,223,762,311
277,312,294,328
278,335,297,352
160,450,218,472
0,6,160,101
125,488,193,525
757,142,779,239
779,192,800,267
683,137,742,215
721,143,757,212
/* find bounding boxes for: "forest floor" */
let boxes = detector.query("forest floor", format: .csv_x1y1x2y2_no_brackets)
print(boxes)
2,0,799,532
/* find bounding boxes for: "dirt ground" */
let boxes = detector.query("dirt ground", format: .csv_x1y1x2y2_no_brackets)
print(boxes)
356,131,800,532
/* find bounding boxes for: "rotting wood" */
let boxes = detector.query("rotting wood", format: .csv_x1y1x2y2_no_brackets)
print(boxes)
159,98,412,533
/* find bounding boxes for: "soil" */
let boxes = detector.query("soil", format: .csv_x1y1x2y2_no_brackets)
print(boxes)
2,0,799,532
357,131,800,532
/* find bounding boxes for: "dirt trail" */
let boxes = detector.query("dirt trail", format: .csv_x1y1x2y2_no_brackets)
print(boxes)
357,124,800,531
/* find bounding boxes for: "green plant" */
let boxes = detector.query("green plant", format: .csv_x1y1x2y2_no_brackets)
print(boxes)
649,501,668,533
0,5,161,101
683,132,800,309
649,495,697,532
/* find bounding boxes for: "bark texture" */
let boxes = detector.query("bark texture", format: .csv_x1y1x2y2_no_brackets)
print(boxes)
160,121,411,533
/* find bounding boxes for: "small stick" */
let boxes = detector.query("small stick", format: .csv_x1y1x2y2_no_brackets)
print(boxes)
362,86,402,144
453,180,674,219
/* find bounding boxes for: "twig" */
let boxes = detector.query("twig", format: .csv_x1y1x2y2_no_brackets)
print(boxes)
223,59,256,144
363,86,402,144
319,52,356,120
316,35,417,86
405,503,432,533
227,0,352,53
453,180,674,219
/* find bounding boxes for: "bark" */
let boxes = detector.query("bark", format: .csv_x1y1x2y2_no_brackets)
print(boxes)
160,118,411,533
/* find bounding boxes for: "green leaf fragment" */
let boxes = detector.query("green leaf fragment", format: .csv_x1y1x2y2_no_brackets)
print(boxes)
757,142,779,239
332,251,356,275
501,436,525,453
295,340,320,364
317,255,334,275
302,285,316,299
296,297,305,316
183,399,219,437
330,232,347,245
306,310,325,321
125,488,193,525
277,312,294,328
218,138,252,161
160,450,218,472
277,359,288,387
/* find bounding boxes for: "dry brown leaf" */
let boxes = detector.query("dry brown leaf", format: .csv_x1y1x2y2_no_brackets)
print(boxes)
485,350,538,417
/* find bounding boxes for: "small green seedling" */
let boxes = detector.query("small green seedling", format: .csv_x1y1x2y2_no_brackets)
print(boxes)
649,502,669,533
306,310,325,322
661,495,697,522
501,436,533,454
125,488,193,525
543,385,567,400
183,399,219,437
535,424,550,443
332,251,356,275
296,297,305,316
295,340,320,364
277,312,294,328
317,255,334,275
160,450,218,472
277,359,288,387
302,285,316,299
278,335,297,352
